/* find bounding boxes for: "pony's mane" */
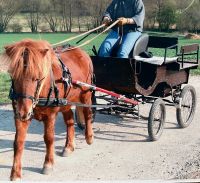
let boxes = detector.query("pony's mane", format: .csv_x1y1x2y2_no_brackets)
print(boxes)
5,39,55,80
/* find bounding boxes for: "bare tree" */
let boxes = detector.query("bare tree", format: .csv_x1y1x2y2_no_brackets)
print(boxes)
24,0,41,32
89,0,111,29
59,0,73,32
74,0,87,32
41,0,61,32
0,0,22,32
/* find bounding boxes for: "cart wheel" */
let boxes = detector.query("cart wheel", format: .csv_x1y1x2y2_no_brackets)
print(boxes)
176,85,197,128
148,98,166,141
75,93,96,130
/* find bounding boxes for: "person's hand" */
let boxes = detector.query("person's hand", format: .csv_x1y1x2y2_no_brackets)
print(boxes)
102,16,111,26
118,17,128,26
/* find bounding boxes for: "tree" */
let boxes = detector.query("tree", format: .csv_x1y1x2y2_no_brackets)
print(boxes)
41,0,61,32
89,0,111,29
0,0,22,32
59,0,73,32
176,1,200,33
157,2,177,31
143,0,158,29
73,0,88,32
24,0,41,32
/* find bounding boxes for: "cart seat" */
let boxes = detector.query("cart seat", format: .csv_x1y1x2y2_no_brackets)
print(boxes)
132,34,179,65
109,34,179,60
134,56,178,65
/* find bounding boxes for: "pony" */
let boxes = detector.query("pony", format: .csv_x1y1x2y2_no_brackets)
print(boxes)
4,39,94,181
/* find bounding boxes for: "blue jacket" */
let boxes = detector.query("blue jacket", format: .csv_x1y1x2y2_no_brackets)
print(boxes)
103,0,145,33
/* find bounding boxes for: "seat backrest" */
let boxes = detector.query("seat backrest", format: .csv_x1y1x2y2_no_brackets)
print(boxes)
131,34,149,57
148,36,178,48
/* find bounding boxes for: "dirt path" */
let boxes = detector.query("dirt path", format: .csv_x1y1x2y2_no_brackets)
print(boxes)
0,76,200,181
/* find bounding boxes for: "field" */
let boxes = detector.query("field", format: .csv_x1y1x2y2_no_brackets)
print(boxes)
0,33,105,54
0,32,200,103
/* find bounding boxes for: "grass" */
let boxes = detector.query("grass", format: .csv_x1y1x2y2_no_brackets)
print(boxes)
0,33,106,54
0,72,11,103
0,32,199,104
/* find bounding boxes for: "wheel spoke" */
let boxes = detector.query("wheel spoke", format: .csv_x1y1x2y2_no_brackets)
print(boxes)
181,90,193,124
176,85,196,128
153,105,163,135
148,98,166,141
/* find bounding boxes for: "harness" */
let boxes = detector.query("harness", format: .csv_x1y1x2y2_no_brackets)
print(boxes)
36,55,72,107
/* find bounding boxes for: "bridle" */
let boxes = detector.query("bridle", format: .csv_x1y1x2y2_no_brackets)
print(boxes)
9,78,44,105
9,77,45,120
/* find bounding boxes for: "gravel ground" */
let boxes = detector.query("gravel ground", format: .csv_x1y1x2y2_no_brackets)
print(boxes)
0,76,200,181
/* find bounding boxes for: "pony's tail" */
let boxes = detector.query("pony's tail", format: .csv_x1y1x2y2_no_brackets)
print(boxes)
90,59,95,85
86,55,94,85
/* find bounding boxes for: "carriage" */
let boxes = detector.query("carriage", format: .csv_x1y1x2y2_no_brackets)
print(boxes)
76,34,199,141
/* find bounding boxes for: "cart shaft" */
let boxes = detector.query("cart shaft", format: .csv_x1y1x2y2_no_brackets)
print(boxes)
72,80,139,105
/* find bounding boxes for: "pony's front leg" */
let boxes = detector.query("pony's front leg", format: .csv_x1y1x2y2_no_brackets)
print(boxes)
10,119,30,181
62,109,75,157
42,115,56,175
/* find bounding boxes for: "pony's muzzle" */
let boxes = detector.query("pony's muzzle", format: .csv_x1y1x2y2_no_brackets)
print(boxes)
15,100,34,121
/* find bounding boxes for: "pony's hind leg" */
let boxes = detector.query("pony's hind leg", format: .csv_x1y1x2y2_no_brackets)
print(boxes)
81,92,94,145
62,109,75,157
10,119,30,181
42,114,56,175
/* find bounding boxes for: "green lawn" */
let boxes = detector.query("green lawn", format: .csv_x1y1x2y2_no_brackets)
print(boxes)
0,32,199,104
0,72,11,103
0,33,106,54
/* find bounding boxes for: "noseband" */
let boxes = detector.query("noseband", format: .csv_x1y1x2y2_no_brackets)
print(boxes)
10,79,43,102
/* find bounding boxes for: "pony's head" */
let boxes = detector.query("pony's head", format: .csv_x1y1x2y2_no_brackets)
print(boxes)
4,39,53,121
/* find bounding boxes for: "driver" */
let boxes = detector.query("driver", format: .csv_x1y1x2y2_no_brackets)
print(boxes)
98,0,145,58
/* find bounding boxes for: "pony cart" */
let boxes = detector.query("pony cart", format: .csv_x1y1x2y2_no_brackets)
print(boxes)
76,34,199,141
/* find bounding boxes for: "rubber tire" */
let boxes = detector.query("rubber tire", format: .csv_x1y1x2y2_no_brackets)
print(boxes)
176,85,197,128
75,92,96,130
148,98,166,141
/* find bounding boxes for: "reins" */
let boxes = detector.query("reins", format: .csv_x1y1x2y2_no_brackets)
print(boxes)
52,24,106,47
52,20,120,51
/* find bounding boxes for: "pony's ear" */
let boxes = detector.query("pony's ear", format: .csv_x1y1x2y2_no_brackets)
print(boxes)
4,45,13,56
39,49,49,57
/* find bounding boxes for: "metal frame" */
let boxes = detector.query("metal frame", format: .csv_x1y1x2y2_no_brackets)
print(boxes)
178,43,199,68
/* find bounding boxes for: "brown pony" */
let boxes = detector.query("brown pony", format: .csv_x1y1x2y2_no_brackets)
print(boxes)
4,39,94,181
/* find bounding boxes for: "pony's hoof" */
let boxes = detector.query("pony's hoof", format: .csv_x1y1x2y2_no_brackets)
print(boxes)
62,148,73,157
86,135,94,145
10,177,21,181
42,166,53,175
